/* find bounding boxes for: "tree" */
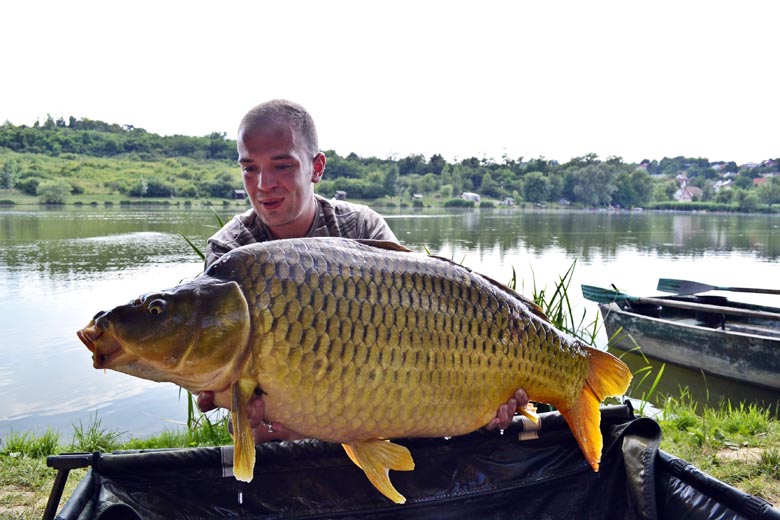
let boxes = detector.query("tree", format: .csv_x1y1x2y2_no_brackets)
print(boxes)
398,154,426,175
563,153,600,169
734,175,754,190
714,187,734,204
480,172,502,198
130,177,148,197
653,181,677,201
522,171,550,203
201,171,238,198
612,169,653,208
735,189,760,212
382,165,399,196
428,154,446,175
1,159,19,192
37,179,72,203
567,164,618,207
757,177,780,205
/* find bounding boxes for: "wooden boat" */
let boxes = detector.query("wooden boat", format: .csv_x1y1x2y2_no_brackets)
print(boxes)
44,404,780,520
591,290,780,391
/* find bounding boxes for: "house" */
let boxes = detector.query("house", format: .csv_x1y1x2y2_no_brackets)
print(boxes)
333,190,347,201
674,186,703,202
461,192,481,203
233,189,247,200
713,179,732,193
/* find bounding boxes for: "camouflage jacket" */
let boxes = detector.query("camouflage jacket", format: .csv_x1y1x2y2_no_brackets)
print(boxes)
205,194,397,268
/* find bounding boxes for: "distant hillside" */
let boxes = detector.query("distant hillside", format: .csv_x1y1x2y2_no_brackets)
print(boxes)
0,116,235,161
1,116,778,210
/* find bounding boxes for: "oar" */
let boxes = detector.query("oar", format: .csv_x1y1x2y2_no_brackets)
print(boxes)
581,285,780,321
657,278,780,296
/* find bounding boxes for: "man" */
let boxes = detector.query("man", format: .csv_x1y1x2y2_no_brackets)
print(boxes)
198,99,527,443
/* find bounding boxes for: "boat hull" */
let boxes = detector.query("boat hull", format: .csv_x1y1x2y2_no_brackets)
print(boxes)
599,301,780,391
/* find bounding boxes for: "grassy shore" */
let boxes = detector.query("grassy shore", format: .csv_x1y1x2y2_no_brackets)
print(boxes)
0,191,252,209
0,411,231,519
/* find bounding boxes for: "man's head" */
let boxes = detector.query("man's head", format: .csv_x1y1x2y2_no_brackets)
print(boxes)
239,99,319,158
237,100,326,239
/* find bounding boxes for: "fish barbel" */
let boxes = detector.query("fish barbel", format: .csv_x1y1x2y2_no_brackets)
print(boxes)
77,237,631,503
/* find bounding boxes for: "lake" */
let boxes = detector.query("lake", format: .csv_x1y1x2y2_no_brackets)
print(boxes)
2,204,779,440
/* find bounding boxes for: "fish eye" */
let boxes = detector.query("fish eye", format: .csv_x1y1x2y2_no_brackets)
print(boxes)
147,299,167,316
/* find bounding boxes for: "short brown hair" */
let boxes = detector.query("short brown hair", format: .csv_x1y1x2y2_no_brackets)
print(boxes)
239,99,319,157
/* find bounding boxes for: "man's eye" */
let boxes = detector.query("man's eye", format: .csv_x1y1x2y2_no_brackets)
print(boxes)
275,164,292,171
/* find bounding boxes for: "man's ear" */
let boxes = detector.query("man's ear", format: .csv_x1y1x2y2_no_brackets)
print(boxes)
311,152,326,183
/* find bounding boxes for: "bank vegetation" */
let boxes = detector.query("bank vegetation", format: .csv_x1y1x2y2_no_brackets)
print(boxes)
2,117,780,212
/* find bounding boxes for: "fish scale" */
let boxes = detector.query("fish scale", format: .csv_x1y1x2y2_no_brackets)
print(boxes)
218,239,576,439
78,237,631,504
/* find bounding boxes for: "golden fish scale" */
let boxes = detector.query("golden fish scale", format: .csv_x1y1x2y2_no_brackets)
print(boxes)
226,239,589,442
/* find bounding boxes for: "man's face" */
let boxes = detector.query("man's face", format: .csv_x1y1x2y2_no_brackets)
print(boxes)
237,122,325,239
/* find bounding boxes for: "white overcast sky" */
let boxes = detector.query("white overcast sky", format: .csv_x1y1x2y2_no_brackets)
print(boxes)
1,1,777,164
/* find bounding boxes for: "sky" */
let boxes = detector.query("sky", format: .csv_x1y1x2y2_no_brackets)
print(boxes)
1,1,777,165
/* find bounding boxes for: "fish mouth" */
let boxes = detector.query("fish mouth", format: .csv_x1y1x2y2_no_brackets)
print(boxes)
77,324,124,369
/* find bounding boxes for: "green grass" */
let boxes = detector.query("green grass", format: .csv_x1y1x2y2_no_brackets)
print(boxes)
69,414,125,453
0,409,232,518
2,429,60,459
658,388,780,504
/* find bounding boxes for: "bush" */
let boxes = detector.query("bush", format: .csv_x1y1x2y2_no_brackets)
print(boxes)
69,181,85,195
177,182,200,198
0,199,14,205
479,200,496,208
16,177,41,195
37,179,72,204
444,198,476,208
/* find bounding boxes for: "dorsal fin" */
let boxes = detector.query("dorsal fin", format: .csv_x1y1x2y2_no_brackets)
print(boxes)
355,239,413,252
357,240,550,323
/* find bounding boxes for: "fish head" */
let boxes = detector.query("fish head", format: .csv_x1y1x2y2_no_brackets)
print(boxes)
77,278,252,393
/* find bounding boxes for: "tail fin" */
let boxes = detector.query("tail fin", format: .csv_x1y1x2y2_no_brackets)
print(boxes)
558,346,632,472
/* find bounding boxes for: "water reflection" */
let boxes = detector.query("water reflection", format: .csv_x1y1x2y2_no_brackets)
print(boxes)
387,209,780,261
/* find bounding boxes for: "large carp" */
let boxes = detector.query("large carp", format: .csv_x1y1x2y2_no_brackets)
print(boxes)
77,237,631,504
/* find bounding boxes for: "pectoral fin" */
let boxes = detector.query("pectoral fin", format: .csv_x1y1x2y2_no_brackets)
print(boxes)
231,379,257,482
342,439,415,504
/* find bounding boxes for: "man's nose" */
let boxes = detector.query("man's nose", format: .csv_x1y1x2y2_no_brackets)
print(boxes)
257,169,278,190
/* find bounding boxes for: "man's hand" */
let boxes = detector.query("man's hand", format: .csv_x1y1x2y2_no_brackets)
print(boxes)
483,388,530,431
196,391,306,443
